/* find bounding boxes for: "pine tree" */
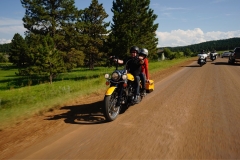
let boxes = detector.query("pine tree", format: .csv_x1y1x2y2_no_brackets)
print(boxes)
9,33,29,68
78,0,110,69
20,0,84,83
109,0,158,59
25,34,66,83
21,0,77,40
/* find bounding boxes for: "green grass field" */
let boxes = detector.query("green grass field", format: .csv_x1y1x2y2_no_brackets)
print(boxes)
0,57,195,130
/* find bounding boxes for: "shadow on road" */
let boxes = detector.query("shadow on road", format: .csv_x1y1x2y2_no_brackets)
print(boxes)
183,65,201,67
182,62,203,67
212,62,229,65
45,101,107,125
213,62,240,66
179,60,200,67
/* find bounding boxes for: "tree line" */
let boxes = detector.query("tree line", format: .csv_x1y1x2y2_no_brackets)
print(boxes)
156,37,240,60
168,37,240,54
2,37,240,62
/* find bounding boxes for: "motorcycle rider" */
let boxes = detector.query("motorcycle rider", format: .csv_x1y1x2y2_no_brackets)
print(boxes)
113,46,143,104
198,49,207,64
139,48,149,96
210,49,217,60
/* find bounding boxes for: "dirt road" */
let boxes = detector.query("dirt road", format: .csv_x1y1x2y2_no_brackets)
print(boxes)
1,57,240,159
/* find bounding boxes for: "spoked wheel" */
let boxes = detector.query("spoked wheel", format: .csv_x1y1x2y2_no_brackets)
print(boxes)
103,92,120,122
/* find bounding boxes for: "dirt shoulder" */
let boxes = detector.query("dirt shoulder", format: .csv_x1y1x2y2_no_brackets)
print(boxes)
0,58,196,159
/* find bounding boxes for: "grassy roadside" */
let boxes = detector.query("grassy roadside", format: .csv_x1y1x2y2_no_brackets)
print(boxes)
0,57,195,130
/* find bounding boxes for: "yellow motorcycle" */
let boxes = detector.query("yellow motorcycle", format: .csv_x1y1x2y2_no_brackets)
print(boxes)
103,57,154,121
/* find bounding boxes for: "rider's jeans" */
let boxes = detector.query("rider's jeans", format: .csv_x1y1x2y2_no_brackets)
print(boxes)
139,73,146,90
134,75,140,96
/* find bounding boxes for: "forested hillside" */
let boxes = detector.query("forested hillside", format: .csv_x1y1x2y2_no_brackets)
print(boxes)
168,37,240,53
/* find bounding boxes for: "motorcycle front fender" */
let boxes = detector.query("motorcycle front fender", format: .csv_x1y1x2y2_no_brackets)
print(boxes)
105,86,117,96
127,73,134,81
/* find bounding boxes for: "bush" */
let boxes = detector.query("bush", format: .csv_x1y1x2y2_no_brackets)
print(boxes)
0,53,8,62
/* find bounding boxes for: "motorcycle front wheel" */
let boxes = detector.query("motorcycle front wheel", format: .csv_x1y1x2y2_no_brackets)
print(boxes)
103,93,120,122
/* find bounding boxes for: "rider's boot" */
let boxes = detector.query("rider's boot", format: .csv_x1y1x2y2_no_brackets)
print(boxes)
133,95,140,104
141,88,146,96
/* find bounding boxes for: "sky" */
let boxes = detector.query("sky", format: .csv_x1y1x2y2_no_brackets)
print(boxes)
0,0,240,47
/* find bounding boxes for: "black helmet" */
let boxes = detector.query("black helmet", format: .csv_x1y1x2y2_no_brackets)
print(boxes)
130,46,139,54
201,50,205,52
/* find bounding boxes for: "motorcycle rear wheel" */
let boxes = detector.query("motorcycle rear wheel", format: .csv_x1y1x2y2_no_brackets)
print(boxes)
104,94,120,122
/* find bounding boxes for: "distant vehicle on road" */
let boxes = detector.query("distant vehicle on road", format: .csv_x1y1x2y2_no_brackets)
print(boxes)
221,51,231,58
228,47,240,64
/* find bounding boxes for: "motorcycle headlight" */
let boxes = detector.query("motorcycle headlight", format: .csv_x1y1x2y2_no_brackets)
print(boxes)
201,56,204,59
104,73,110,79
111,72,121,81
122,74,127,80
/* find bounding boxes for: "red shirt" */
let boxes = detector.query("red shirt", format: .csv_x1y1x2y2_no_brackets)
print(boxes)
141,58,149,79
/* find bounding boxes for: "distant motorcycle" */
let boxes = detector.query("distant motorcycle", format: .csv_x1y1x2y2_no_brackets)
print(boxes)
210,52,217,61
197,52,207,67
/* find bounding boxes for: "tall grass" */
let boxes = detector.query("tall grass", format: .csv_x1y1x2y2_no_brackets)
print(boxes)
0,77,110,129
0,57,195,130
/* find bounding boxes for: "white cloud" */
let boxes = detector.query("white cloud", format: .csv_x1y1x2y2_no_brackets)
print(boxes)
204,30,240,40
0,25,25,35
0,25,26,44
0,17,23,26
0,38,11,44
0,17,26,44
156,28,240,47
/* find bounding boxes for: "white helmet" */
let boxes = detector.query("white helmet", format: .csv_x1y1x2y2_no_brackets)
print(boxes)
139,48,148,57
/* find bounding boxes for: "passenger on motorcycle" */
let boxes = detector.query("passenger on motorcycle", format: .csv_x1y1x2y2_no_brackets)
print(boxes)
113,46,143,104
139,48,149,96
